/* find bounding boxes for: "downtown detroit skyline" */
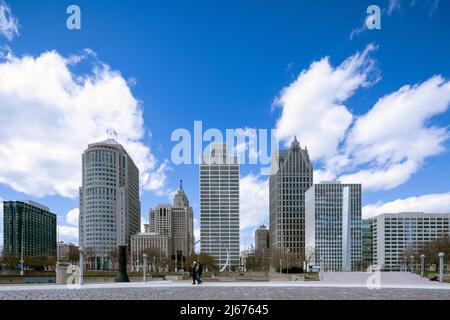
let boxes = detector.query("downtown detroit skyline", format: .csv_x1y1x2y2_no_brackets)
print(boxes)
0,0,450,250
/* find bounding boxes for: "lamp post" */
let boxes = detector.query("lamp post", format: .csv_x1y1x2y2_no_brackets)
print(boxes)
143,253,148,283
286,249,290,275
279,258,282,274
420,254,425,277
79,248,84,285
319,258,324,281
438,252,445,283
410,255,414,273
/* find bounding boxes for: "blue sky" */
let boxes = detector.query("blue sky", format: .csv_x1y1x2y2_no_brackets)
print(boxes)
0,0,449,250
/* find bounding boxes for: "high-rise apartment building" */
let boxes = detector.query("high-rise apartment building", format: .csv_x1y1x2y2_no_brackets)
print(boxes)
200,144,240,270
305,182,362,271
3,201,56,258
269,137,313,258
369,212,450,271
148,205,172,236
79,138,141,270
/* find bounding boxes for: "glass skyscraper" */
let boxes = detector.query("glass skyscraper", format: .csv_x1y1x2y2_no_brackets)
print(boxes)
3,200,56,258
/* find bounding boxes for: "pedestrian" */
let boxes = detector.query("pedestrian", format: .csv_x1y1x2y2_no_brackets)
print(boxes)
196,262,203,285
191,261,197,285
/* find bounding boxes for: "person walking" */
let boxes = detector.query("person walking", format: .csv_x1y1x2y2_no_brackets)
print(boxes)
191,261,197,285
196,262,203,285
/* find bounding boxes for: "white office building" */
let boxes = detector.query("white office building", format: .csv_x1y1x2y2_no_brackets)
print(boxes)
305,182,362,271
79,138,141,270
200,144,240,270
370,212,450,271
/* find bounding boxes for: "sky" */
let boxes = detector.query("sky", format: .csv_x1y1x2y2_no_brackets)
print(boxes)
0,0,449,251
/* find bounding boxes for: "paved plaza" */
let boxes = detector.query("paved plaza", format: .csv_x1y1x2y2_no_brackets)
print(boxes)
0,272,449,300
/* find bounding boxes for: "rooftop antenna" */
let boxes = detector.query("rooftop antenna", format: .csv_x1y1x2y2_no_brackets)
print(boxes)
106,129,118,141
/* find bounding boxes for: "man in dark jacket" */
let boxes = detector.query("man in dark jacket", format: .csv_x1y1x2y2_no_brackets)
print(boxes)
191,261,197,285
196,262,203,285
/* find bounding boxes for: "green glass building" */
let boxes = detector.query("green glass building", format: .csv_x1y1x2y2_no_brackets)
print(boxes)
362,219,374,270
3,201,57,258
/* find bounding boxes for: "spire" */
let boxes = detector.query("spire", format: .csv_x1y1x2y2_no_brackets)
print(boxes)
180,179,183,190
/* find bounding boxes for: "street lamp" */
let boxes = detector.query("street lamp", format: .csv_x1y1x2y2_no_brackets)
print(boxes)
143,253,148,283
420,254,425,277
286,248,290,275
279,258,282,274
410,255,414,273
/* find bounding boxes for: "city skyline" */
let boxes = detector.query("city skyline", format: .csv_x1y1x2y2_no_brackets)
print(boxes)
1,1,450,252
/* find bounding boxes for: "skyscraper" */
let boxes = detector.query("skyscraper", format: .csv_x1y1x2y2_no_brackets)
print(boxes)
131,182,194,271
255,225,269,251
269,137,313,259
200,144,240,270
305,182,362,271
171,180,195,263
3,200,56,258
79,138,141,270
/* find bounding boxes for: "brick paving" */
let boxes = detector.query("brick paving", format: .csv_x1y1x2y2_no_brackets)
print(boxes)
0,285,449,300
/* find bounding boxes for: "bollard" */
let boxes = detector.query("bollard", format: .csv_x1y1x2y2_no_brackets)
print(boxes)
143,253,148,283
420,254,425,277
439,252,445,283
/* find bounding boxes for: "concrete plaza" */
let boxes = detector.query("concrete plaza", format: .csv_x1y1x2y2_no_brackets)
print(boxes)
0,272,449,300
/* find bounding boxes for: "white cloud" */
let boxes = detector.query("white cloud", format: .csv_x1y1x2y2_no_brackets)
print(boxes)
66,208,79,226
275,47,450,191
388,0,402,15
0,1,19,41
340,76,450,190
141,215,148,233
274,44,379,161
239,174,269,231
0,49,171,198
58,225,78,245
363,192,450,219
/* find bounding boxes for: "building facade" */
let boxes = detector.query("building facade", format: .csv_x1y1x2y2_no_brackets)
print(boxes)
3,201,56,258
370,212,450,271
200,144,240,270
269,137,313,259
79,138,141,270
305,182,362,271
362,219,374,270
255,225,270,270
130,232,171,271
57,241,77,262
132,182,194,271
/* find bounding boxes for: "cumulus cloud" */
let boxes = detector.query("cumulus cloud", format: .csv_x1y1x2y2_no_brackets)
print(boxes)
276,46,450,191
66,208,79,226
340,76,450,190
274,44,379,161
0,49,171,198
363,192,450,219
239,174,269,231
0,1,19,41
387,0,439,16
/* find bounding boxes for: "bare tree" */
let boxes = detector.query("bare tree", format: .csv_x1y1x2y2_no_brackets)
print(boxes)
108,248,119,271
304,246,316,272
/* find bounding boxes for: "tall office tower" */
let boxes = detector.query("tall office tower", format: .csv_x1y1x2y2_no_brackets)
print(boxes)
171,180,195,263
200,143,240,270
305,182,362,271
370,212,450,271
3,201,56,258
255,224,270,270
79,138,141,270
255,225,269,251
148,205,172,236
269,137,313,259
362,219,374,270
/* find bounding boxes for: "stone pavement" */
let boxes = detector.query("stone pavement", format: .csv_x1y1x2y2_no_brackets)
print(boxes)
0,272,449,300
